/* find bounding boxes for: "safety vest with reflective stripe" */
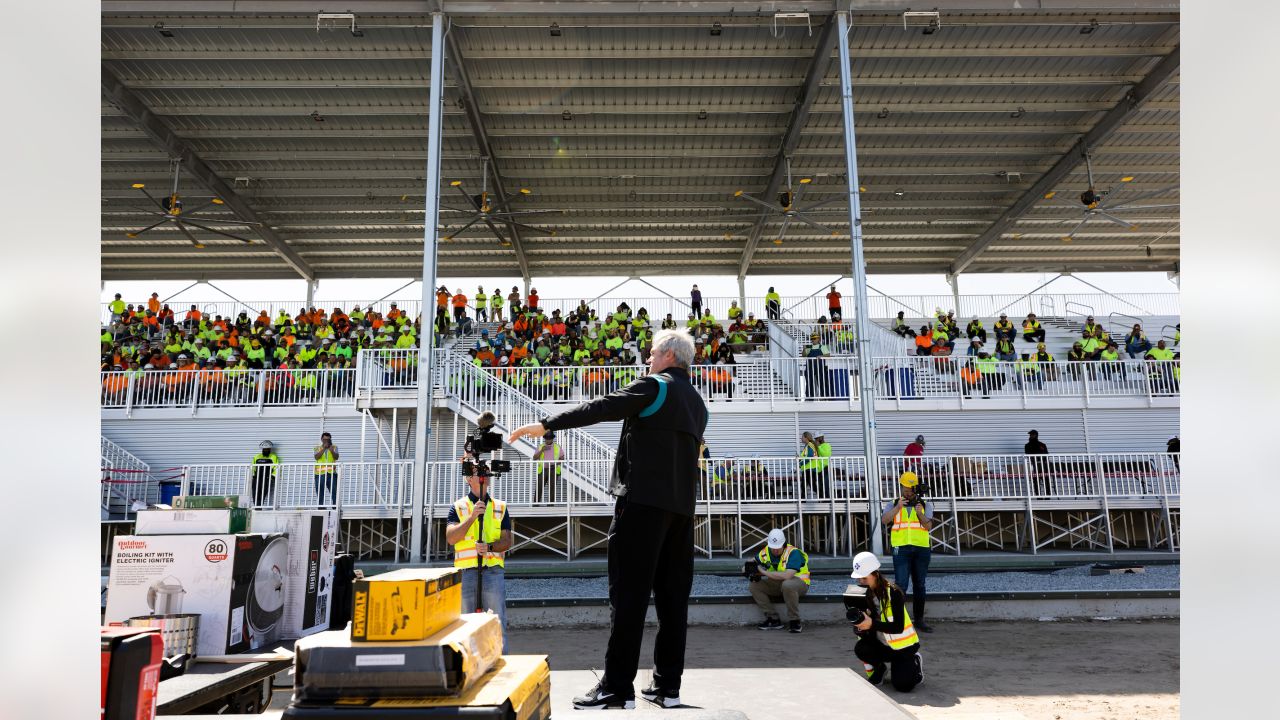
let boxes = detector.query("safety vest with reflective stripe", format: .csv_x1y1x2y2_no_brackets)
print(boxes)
876,593,919,650
757,545,811,585
890,505,931,548
314,447,337,474
453,496,507,569
535,443,562,476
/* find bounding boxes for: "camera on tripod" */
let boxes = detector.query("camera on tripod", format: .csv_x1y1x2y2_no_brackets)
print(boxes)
462,411,512,476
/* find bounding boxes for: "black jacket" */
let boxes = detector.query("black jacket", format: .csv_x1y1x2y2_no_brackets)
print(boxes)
543,366,709,517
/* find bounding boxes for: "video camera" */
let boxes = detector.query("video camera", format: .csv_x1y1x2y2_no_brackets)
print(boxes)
743,558,763,582
461,413,511,477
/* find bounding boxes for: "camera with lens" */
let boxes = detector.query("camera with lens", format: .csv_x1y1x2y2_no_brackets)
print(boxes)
843,584,872,630
462,411,511,477
743,558,763,582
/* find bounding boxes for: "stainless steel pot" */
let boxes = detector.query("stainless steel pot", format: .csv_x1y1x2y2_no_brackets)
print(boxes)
126,613,200,658
146,576,185,615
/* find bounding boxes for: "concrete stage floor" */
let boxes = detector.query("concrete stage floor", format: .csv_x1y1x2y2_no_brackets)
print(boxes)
264,619,1178,719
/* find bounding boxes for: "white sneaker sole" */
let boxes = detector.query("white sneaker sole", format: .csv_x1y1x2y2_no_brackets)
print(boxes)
573,699,636,710
641,693,682,708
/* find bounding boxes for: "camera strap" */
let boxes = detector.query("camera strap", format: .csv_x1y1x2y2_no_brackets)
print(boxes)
638,373,670,418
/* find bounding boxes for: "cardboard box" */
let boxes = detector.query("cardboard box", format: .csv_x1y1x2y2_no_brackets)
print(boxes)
294,613,503,701
251,510,339,638
135,508,251,535
284,655,551,720
174,495,241,509
105,533,288,656
351,568,461,642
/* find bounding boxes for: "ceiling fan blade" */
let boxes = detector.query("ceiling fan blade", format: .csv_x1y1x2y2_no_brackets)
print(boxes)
115,203,170,217
774,216,795,245
1104,203,1180,212
440,205,473,214
733,191,785,215
793,195,846,213
176,223,206,249
481,218,510,245
452,184,481,212
489,208,570,217
790,212,839,235
133,185,167,211
181,220,254,243
1063,215,1089,240
1102,184,1179,208
443,215,484,238
1094,212,1140,230
505,220,555,236
184,214,262,226
125,219,170,237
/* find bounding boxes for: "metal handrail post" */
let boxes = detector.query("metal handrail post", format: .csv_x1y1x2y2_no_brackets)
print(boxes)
1094,454,1115,553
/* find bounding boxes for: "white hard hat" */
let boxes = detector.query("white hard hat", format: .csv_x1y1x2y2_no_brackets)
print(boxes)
766,529,786,549
851,551,881,579
259,440,274,449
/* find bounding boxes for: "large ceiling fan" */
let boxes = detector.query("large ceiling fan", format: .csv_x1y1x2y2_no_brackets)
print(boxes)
442,158,559,245
731,158,844,245
1055,151,1179,242
122,158,261,248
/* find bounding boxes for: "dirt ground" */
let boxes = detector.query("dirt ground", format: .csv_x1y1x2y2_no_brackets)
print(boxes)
505,619,1179,720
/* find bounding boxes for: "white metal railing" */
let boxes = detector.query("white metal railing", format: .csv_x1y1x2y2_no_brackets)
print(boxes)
774,321,910,358
101,369,356,412
876,453,1180,502
182,461,414,510
101,436,155,513
872,357,1179,403
103,292,1180,326
174,453,1177,515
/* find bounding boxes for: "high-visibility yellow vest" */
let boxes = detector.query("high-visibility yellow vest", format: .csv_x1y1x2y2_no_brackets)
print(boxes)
799,442,820,470
314,447,337,474
876,593,919,650
452,496,507,569
536,444,562,476
890,505,931,548
757,545,811,585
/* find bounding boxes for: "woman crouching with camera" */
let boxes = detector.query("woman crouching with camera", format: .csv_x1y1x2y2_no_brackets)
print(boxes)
848,551,924,692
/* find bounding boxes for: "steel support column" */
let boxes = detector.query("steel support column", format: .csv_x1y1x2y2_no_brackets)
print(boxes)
410,11,447,564
835,9,883,556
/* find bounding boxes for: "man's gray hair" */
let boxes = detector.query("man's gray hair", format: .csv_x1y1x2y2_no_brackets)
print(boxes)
650,328,695,368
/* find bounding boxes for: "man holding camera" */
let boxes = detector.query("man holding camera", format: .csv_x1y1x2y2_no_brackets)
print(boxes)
509,328,708,710
748,529,811,634
313,432,339,507
882,471,935,633
444,459,513,652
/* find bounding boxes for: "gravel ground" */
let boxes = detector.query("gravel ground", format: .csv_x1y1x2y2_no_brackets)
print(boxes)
505,563,1179,599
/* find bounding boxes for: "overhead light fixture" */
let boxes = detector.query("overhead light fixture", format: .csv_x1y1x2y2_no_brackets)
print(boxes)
894,189,905,197
773,11,812,36
697,109,708,120
878,108,889,119
561,110,573,121
859,185,867,193
316,12,362,37
1120,176,1135,183
628,190,638,202
1080,19,1100,35
902,11,941,34
1043,191,1057,200
710,21,722,36
549,22,561,36
1010,107,1025,119
154,22,174,38
310,111,325,122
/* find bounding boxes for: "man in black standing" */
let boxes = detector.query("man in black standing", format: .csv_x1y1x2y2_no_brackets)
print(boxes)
1025,429,1051,495
509,328,708,710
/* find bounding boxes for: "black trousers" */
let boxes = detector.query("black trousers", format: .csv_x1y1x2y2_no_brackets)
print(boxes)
603,499,695,696
854,637,922,692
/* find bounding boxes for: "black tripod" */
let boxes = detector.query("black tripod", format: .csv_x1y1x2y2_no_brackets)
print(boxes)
473,475,489,613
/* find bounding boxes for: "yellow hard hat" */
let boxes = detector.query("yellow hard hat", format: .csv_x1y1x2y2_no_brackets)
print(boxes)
899,471,919,488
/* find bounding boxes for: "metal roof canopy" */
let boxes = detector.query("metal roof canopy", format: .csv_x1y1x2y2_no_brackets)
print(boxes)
100,0,1180,282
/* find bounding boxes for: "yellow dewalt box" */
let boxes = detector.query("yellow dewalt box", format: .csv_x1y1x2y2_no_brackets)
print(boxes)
351,568,461,642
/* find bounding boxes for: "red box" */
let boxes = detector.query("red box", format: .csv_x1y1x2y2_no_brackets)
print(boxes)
101,626,163,720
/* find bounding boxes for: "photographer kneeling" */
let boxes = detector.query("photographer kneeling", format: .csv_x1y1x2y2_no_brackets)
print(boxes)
848,552,924,692
748,529,811,634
